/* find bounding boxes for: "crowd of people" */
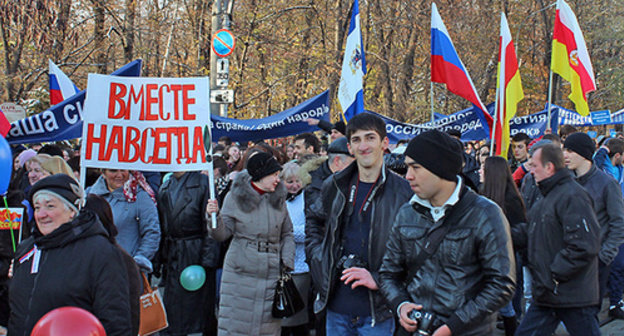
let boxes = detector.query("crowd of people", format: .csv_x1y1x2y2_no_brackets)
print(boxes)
2,113,624,336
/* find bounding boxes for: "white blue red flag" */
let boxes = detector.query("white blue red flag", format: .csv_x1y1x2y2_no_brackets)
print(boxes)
338,0,367,122
431,3,493,132
49,60,79,106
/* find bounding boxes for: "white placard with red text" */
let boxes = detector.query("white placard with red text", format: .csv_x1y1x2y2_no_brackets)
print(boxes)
81,74,210,171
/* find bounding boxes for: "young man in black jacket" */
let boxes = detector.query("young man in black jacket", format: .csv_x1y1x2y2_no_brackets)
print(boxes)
379,130,515,336
305,113,412,335
516,143,601,335
563,133,624,318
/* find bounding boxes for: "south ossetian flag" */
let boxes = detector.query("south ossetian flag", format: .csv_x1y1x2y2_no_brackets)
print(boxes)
551,0,596,116
49,60,79,106
494,12,524,159
338,0,367,122
431,2,493,134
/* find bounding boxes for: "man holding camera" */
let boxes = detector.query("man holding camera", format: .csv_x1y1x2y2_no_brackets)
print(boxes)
305,113,412,334
379,130,516,335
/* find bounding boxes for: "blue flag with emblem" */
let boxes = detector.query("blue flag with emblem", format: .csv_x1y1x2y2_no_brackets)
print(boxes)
338,0,366,122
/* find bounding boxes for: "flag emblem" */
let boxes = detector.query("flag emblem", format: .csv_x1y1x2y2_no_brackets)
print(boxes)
569,50,579,66
349,47,363,74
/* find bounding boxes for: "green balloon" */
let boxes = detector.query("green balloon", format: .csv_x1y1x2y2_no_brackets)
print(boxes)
180,265,206,291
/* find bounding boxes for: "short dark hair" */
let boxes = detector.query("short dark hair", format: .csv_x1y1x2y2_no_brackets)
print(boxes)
535,143,565,171
511,132,531,145
345,113,387,141
218,136,232,146
606,138,624,158
294,133,321,153
85,194,117,244
212,156,228,176
542,133,562,145
38,144,64,157
559,125,578,139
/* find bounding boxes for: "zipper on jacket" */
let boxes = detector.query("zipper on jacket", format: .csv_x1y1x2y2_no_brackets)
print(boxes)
368,202,376,327
367,169,385,327
23,250,46,333
322,178,346,313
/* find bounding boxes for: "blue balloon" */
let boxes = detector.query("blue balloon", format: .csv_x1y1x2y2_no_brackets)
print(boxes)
0,136,12,195
180,265,206,291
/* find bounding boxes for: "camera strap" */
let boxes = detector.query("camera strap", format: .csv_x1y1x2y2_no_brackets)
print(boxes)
405,190,477,283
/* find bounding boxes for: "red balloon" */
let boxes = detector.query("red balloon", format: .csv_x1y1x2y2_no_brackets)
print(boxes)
31,306,106,336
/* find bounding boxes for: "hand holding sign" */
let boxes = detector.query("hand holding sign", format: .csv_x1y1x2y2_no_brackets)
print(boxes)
203,125,218,229
206,200,219,215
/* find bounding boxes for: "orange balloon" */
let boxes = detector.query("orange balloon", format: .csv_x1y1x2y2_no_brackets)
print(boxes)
31,306,106,336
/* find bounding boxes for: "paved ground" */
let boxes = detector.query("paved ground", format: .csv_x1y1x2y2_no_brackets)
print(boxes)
493,299,624,335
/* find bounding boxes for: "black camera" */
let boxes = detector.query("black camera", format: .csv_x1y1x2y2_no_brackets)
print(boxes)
336,254,366,270
407,309,436,336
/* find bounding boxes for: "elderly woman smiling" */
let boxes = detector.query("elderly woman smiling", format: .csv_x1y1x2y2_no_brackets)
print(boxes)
9,174,132,336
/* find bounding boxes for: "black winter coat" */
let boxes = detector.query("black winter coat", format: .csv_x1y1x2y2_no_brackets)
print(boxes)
9,210,131,336
304,159,333,219
305,162,412,324
379,185,516,335
520,172,542,211
525,169,601,307
576,165,624,265
156,172,220,335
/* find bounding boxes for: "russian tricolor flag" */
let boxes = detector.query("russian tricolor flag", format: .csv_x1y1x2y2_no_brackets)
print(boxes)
431,3,493,133
49,60,79,106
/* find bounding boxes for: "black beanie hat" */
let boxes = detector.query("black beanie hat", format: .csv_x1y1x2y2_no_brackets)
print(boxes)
247,152,282,182
28,174,84,211
563,132,595,161
404,130,463,181
333,121,346,135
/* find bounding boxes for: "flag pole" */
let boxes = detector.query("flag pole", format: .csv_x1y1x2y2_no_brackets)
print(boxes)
430,82,435,122
490,85,499,155
546,69,554,131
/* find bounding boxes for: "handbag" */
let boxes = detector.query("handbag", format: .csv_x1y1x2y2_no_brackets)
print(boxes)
272,270,305,318
139,273,169,336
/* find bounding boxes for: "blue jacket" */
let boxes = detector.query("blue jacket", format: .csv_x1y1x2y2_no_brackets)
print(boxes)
87,176,161,271
594,147,624,195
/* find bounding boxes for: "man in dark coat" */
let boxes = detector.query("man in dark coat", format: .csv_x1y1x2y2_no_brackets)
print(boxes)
563,133,624,317
516,143,601,335
156,171,220,336
379,130,515,336
303,136,354,217
305,113,412,334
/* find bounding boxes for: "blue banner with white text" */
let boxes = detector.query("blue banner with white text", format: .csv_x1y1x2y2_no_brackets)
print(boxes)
7,60,143,144
378,104,558,143
210,90,330,142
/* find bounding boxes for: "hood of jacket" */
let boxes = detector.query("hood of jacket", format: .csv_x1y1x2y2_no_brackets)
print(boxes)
537,169,573,196
230,170,287,212
33,209,109,250
298,156,328,187
89,175,115,197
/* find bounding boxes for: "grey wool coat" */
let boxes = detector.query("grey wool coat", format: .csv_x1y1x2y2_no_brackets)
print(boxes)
211,171,295,336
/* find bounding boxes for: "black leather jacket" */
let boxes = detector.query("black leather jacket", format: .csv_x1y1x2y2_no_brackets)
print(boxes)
525,169,601,307
304,159,333,220
379,185,516,335
305,162,412,324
